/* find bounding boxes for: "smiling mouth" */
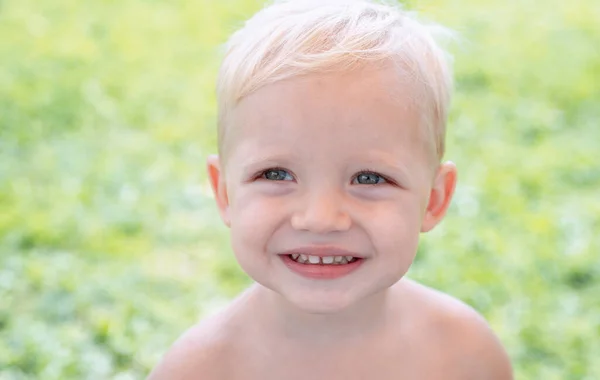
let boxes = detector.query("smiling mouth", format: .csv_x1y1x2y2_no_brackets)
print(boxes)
280,249,365,279
287,253,361,265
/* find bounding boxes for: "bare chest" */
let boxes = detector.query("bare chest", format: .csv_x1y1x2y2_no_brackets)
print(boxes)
225,341,461,380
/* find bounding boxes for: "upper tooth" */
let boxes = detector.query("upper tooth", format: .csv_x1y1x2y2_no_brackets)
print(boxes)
345,256,354,261
322,256,334,264
308,255,320,264
334,256,343,263
291,253,299,260
299,254,308,263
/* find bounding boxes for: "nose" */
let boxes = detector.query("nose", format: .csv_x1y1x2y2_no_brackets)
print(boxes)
290,187,352,233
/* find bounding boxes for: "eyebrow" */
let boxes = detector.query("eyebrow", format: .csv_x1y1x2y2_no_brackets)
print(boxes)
239,153,296,173
355,151,414,182
357,151,411,171
236,150,417,184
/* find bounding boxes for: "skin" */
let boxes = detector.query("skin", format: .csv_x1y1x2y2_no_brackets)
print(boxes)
148,63,513,380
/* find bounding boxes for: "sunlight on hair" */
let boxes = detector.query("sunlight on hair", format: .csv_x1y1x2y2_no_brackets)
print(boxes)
216,0,457,161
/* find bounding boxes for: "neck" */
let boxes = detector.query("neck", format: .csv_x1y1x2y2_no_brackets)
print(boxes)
251,283,395,346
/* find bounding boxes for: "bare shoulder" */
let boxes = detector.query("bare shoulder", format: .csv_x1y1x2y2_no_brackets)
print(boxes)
146,312,234,380
397,278,514,380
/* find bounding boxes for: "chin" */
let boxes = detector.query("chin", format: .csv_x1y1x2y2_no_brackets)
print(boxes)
292,296,353,315
280,285,370,314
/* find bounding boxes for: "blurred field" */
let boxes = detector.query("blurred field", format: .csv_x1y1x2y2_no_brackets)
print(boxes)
1,0,599,378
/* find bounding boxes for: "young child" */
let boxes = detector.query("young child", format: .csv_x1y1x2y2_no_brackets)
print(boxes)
149,0,513,378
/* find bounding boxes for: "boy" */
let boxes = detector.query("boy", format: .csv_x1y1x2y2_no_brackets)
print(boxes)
149,0,513,378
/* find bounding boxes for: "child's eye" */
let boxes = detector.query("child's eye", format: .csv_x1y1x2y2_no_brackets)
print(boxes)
352,171,387,185
261,168,294,181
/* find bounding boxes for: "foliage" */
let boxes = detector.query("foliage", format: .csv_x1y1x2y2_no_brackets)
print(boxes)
1,0,598,378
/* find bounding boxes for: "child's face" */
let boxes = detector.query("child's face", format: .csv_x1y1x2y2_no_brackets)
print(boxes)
208,63,456,313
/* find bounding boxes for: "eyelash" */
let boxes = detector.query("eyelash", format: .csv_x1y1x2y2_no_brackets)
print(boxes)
352,170,389,185
255,167,395,185
255,167,295,181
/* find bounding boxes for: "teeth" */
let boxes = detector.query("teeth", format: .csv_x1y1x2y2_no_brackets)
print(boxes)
290,254,359,265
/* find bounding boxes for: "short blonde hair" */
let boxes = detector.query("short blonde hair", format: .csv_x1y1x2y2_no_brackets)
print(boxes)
216,0,455,161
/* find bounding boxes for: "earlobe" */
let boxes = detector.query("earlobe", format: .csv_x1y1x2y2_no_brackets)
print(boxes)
421,161,457,233
206,155,231,227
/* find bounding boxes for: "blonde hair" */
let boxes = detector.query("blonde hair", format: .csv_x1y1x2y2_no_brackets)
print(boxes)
216,0,455,161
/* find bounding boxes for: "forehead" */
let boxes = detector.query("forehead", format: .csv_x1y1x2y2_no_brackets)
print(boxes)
225,64,429,165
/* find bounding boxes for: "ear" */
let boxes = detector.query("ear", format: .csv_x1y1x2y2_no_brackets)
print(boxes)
207,155,231,227
421,161,457,233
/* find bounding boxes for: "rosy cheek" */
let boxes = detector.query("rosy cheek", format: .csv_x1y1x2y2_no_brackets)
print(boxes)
366,200,422,235
230,189,289,232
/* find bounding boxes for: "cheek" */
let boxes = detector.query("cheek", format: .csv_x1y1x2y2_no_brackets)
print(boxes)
228,190,287,252
366,198,423,256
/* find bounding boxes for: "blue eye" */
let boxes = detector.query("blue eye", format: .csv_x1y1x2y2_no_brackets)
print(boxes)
353,172,387,185
262,169,294,181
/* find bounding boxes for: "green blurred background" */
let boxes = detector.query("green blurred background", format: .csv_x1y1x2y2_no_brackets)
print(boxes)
1,0,598,378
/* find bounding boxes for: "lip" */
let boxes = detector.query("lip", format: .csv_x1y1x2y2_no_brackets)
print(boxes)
278,246,365,280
